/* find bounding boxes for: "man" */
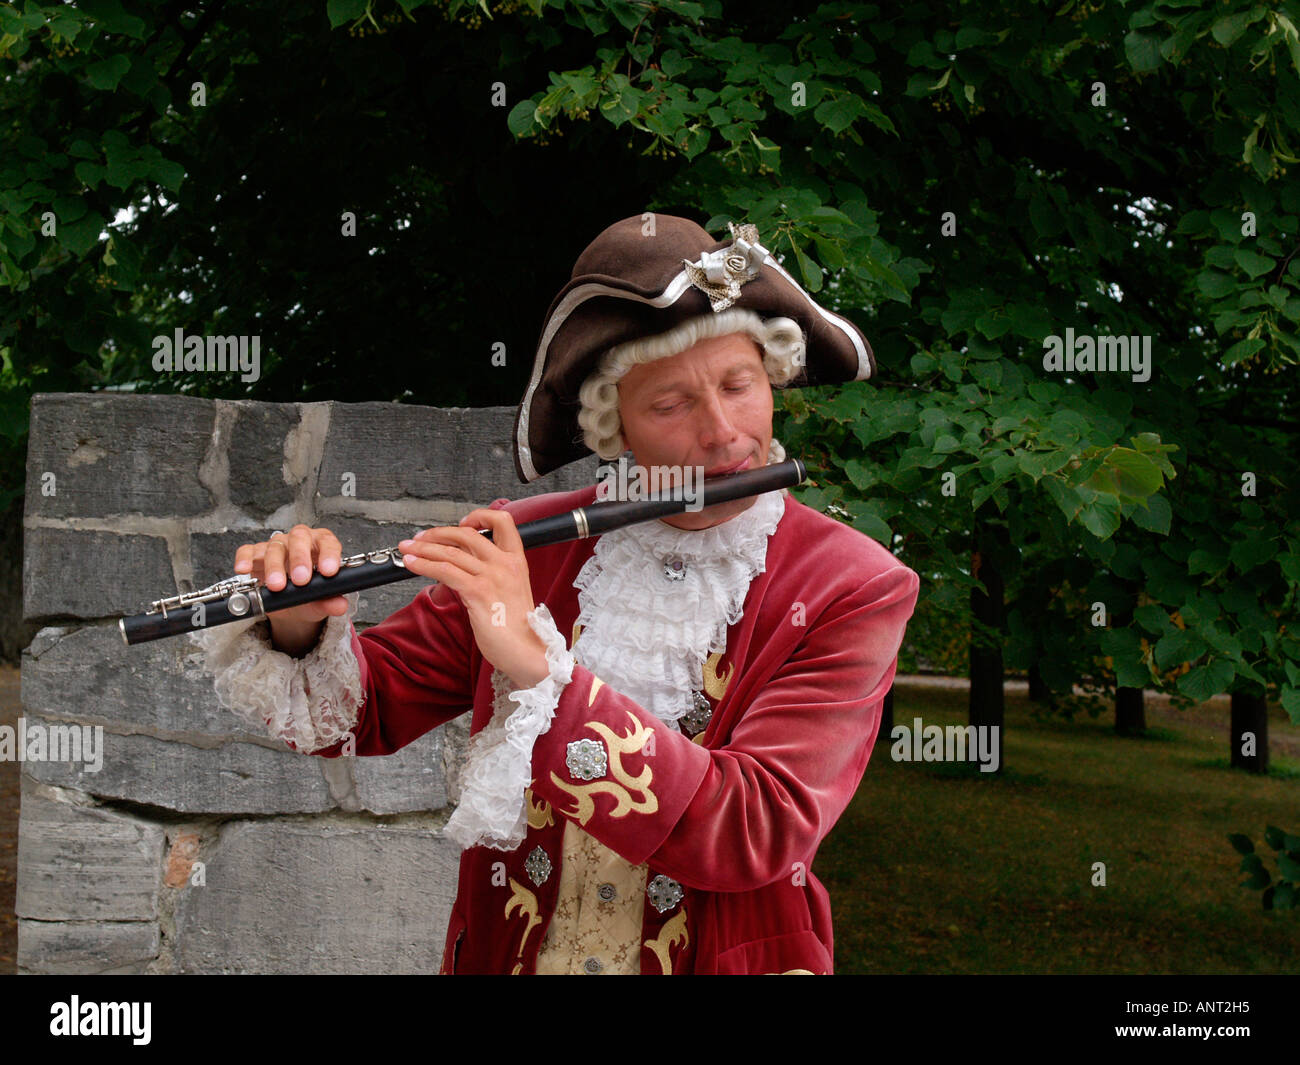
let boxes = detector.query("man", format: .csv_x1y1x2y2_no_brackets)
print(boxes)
196,214,920,974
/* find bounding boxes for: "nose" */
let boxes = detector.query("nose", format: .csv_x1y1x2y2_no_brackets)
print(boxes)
695,390,739,450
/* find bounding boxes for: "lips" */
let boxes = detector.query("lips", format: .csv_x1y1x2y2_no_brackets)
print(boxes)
703,456,752,477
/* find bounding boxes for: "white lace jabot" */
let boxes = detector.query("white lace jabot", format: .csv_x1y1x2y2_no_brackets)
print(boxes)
571,484,785,730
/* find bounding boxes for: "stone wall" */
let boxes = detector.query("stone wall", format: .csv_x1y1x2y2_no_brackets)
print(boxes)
17,393,596,973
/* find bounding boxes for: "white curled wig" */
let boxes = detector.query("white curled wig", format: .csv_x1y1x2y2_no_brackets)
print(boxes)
576,308,804,462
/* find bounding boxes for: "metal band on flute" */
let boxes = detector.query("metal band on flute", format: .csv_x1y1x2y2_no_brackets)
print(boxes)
119,458,807,646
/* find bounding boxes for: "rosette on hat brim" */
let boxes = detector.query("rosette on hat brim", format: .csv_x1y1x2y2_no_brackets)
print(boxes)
512,214,876,483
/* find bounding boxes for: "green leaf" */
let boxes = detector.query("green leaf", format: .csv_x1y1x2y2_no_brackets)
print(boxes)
1197,271,1237,299
506,99,539,136
905,40,943,68
793,243,823,292
1078,495,1121,539
1085,448,1163,504
1154,627,1207,670
1212,13,1258,46
104,232,142,285
1177,658,1235,702
57,210,106,257
1114,655,1150,690
607,0,644,31
1229,535,1276,572
1008,303,1053,340
843,458,877,491
52,196,88,224
86,54,131,91
121,53,160,98
1043,477,1085,522
1124,31,1163,72
599,88,638,129
955,26,1001,50
327,0,368,27
1233,248,1274,279
1281,685,1300,723
660,50,691,79
1130,494,1171,535
814,95,865,134
1134,604,1173,635
846,500,892,543
1228,833,1255,855
1187,549,1224,575
1224,336,1265,365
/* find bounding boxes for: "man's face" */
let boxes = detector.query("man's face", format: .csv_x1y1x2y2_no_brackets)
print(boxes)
616,331,773,530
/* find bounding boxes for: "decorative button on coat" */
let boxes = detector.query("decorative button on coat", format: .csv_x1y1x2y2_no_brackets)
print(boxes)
681,690,713,736
647,875,685,914
566,737,607,781
597,882,616,902
524,847,552,887
583,957,603,974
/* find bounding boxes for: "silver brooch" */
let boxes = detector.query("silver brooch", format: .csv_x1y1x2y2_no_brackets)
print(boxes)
647,875,684,914
566,738,607,781
524,846,552,887
681,691,713,736
663,557,687,582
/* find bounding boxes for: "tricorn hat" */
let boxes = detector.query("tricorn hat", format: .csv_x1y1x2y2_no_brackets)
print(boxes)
512,214,875,482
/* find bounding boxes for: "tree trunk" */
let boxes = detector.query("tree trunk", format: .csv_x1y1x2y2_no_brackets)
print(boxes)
1028,662,1050,704
1230,689,1269,773
1115,686,1146,736
880,686,894,741
969,518,1007,773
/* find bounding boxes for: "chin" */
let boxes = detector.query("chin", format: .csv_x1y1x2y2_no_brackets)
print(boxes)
662,497,754,530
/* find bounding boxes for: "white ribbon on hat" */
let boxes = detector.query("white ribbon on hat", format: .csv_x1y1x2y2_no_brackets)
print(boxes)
684,222,771,311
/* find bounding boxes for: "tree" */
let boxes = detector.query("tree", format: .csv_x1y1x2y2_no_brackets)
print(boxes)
2,0,1297,742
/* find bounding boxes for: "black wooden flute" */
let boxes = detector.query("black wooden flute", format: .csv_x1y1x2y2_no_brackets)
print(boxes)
119,458,807,645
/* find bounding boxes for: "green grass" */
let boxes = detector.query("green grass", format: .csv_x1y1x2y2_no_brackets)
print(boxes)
821,680,1300,974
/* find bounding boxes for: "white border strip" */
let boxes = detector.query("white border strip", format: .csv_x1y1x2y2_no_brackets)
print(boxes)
760,255,874,382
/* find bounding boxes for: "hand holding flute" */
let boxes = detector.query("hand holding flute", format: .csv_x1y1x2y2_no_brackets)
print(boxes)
234,526,348,655
237,509,550,686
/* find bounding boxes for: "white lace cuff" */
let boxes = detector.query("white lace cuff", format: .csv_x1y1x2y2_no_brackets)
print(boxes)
443,603,575,851
189,595,364,754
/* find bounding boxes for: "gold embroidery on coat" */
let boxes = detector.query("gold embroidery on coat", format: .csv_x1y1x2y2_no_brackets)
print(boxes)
703,651,733,700
548,713,659,826
645,908,689,975
588,674,605,706
525,788,554,830
505,878,543,970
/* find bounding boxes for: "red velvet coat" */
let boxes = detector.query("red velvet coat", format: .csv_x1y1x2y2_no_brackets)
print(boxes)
311,484,920,974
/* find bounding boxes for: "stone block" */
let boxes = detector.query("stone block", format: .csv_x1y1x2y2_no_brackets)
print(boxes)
173,819,459,973
25,528,173,621
16,790,165,921
17,919,160,974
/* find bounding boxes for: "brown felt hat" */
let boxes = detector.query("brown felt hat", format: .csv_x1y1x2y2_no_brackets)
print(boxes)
512,214,876,482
